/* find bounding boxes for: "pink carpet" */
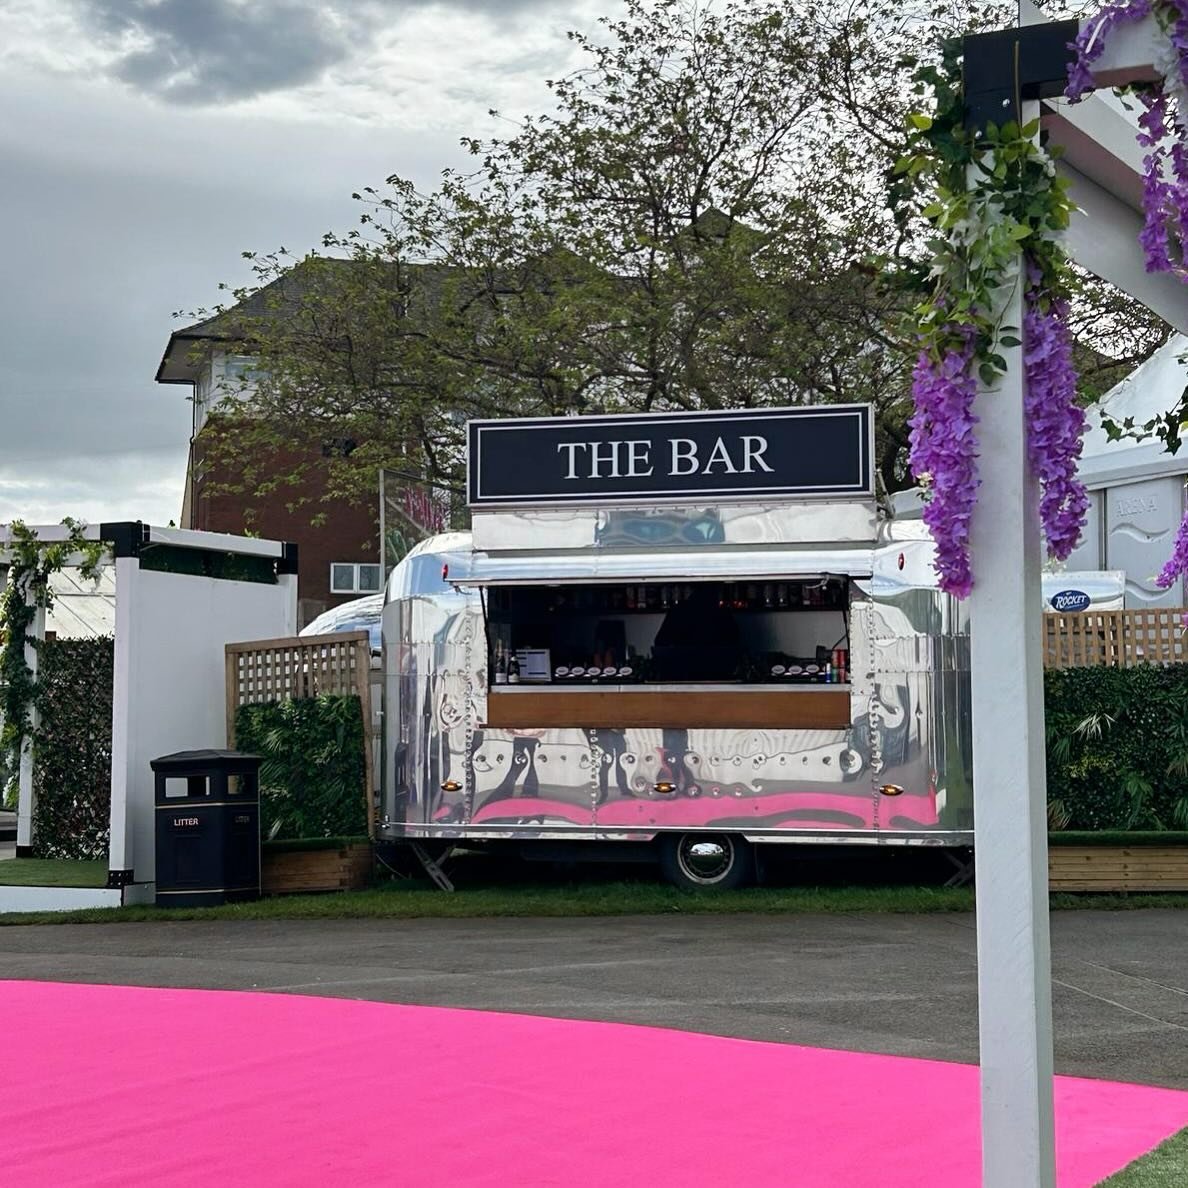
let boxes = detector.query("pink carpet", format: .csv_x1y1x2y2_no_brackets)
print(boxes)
5,980,1186,1186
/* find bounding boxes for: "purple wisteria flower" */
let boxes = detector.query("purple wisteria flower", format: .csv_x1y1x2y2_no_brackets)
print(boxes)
1136,86,1170,146
1140,150,1176,271
1157,510,1188,586
1067,2,1188,279
1165,1,1188,88
1023,283,1090,561
909,341,979,598
1065,1,1152,101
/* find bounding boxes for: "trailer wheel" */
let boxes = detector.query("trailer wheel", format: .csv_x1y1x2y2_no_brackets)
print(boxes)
660,833,753,890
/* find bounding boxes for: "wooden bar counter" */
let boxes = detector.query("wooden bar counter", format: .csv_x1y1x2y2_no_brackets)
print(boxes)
485,684,851,730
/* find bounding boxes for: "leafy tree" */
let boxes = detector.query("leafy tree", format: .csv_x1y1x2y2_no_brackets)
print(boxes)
190,0,1167,519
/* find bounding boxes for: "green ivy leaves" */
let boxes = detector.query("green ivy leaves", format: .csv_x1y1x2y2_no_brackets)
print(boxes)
234,695,368,841
895,62,1077,380
1,520,109,808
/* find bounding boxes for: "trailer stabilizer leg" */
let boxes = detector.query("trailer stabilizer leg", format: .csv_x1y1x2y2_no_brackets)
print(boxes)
943,848,975,888
410,842,456,892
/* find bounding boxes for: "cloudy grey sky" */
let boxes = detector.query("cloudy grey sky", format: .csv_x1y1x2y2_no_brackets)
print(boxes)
0,0,605,526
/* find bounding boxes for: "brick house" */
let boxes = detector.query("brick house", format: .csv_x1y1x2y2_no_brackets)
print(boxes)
156,276,381,628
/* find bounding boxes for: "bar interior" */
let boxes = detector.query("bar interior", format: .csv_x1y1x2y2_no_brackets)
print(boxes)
483,576,854,730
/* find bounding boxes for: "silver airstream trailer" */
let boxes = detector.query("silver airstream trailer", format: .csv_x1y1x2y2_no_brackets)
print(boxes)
381,406,973,887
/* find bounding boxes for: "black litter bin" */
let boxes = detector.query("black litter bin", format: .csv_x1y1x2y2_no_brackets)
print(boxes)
152,750,262,907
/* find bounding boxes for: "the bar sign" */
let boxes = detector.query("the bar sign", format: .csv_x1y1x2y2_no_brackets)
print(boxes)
467,405,873,507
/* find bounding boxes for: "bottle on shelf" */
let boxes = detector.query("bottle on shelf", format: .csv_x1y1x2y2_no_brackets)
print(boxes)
507,651,520,684
833,648,848,684
494,640,508,685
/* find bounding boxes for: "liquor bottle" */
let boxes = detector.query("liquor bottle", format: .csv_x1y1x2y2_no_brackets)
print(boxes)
494,641,507,685
508,652,520,684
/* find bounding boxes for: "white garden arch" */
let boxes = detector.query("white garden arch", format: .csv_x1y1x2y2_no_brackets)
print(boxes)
963,4,1188,1185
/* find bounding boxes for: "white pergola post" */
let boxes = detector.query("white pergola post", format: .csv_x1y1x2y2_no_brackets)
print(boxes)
964,7,1188,1185
106,553,140,882
15,596,46,855
968,134,1056,1182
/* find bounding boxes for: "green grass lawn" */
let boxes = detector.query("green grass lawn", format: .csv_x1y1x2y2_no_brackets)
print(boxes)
1099,1126,1188,1186
1,862,1188,927
0,859,108,888
3,846,1188,925
0,879,978,926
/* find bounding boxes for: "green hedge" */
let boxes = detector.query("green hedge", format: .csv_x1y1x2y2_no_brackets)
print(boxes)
235,694,368,841
1045,665,1188,833
1047,831,1188,846
31,637,113,860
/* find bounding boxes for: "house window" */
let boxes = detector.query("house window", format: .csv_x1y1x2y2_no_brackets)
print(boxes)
222,355,267,386
330,563,382,594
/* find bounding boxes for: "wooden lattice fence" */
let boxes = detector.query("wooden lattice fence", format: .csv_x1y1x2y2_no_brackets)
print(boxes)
1042,608,1188,669
225,631,377,835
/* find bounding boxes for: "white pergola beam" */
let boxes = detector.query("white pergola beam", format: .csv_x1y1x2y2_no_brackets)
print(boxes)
0,522,102,549
1086,19,1163,90
1020,0,1161,89
1,523,288,563
1019,1,1188,332
145,525,285,559
1045,97,1146,213
1061,164,1188,335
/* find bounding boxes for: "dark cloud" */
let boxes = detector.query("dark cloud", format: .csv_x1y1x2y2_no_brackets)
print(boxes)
78,0,563,105
81,0,361,104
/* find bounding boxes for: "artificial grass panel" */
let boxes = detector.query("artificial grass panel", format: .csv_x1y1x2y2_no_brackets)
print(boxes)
0,859,108,888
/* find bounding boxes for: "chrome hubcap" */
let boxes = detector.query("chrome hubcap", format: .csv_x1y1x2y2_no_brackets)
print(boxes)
677,835,734,884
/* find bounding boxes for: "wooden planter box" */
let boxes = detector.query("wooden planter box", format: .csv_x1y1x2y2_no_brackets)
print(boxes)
1048,840,1188,892
262,842,373,895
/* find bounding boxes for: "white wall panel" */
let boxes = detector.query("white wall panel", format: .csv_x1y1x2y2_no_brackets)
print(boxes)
1062,490,1102,573
1104,477,1184,607
108,567,295,886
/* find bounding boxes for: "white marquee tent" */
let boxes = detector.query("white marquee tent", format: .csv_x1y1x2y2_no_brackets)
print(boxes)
1069,334,1188,606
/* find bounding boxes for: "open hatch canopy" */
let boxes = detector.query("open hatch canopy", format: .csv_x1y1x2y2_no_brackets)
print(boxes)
446,546,875,587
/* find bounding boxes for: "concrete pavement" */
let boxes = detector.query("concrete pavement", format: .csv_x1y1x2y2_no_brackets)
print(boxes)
1,910,1185,1088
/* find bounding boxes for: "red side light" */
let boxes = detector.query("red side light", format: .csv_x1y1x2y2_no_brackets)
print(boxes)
898,553,905,571
442,563,449,580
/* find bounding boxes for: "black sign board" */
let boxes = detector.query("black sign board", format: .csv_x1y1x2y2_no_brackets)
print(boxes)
467,405,873,508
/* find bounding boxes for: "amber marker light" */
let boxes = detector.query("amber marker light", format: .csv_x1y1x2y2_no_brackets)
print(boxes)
653,782,676,795
441,780,462,793
879,784,905,797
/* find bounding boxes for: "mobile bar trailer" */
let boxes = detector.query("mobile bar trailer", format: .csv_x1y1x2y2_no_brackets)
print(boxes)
381,404,972,888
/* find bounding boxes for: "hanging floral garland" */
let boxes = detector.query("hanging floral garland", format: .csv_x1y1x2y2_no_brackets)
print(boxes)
0,520,106,803
901,4,1188,598
1067,1,1188,589
896,51,1085,598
